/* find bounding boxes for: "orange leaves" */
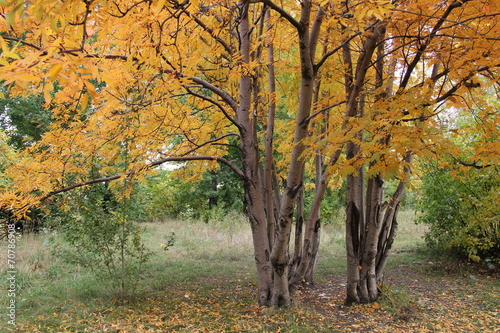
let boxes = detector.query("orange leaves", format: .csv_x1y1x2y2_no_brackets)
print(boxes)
355,0,394,22
47,63,63,81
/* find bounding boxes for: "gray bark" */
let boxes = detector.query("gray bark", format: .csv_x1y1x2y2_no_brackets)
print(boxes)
344,22,384,305
270,1,324,307
237,0,273,306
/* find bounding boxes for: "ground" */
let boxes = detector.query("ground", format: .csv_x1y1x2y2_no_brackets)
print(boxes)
298,260,500,332
8,255,498,332
2,217,499,332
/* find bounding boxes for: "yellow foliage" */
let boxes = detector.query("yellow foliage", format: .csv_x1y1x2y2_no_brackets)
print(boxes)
0,0,498,216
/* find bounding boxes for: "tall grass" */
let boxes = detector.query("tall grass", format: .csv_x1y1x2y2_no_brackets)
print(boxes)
143,211,254,262
0,209,428,331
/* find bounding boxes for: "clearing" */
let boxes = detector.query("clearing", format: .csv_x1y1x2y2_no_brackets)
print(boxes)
1,211,499,332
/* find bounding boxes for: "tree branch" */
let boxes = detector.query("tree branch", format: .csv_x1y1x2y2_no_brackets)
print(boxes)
178,5,234,56
108,0,151,18
315,31,362,72
184,86,240,129
452,156,493,169
399,0,472,90
260,0,302,31
40,155,245,202
305,100,346,123
161,68,239,113
180,133,241,156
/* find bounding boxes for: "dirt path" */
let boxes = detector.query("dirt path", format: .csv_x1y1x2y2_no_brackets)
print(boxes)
297,261,500,332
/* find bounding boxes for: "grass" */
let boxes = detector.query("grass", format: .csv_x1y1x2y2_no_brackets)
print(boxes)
1,210,498,332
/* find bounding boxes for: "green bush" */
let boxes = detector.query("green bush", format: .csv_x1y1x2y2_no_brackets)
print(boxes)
418,165,500,262
0,130,16,188
53,184,152,300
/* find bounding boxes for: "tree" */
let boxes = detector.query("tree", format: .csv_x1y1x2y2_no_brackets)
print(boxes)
0,92,52,148
0,0,499,308
332,0,500,304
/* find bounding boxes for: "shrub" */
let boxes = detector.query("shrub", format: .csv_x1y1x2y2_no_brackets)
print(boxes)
418,165,500,262
54,184,152,300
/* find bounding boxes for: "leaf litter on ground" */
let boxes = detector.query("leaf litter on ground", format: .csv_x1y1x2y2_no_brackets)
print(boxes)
6,261,499,333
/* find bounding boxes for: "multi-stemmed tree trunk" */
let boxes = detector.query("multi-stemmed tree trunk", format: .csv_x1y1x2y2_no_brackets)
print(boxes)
340,0,485,304
343,21,384,304
234,0,328,307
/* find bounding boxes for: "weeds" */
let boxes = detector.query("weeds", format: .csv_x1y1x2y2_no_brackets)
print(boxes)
378,283,419,321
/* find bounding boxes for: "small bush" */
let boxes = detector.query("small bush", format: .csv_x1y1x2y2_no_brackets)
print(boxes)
378,284,419,321
54,185,152,300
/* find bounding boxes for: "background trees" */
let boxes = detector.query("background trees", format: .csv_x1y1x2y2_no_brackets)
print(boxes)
0,92,51,148
0,0,499,308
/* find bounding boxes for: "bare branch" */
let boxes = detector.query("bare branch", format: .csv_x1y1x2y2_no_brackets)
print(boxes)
399,0,472,90
83,53,130,60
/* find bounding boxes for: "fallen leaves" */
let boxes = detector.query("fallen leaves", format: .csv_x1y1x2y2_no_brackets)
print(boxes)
4,264,500,332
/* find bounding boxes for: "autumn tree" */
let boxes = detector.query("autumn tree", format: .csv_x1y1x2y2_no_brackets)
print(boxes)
0,0,499,308
337,0,500,303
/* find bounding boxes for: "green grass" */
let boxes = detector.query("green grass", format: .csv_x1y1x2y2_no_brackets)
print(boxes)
1,210,498,332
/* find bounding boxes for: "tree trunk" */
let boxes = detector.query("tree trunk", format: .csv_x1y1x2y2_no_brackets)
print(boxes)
291,186,304,277
292,60,326,286
304,216,320,284
289,161,325,288
244,180,274,306
345,149,365,304
264,7,277,251
358,172,384,303
237,0,273,306
342,21,417,304
343,22,384,305
208,171,218,209
270,1,323,307
376,154,412,279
